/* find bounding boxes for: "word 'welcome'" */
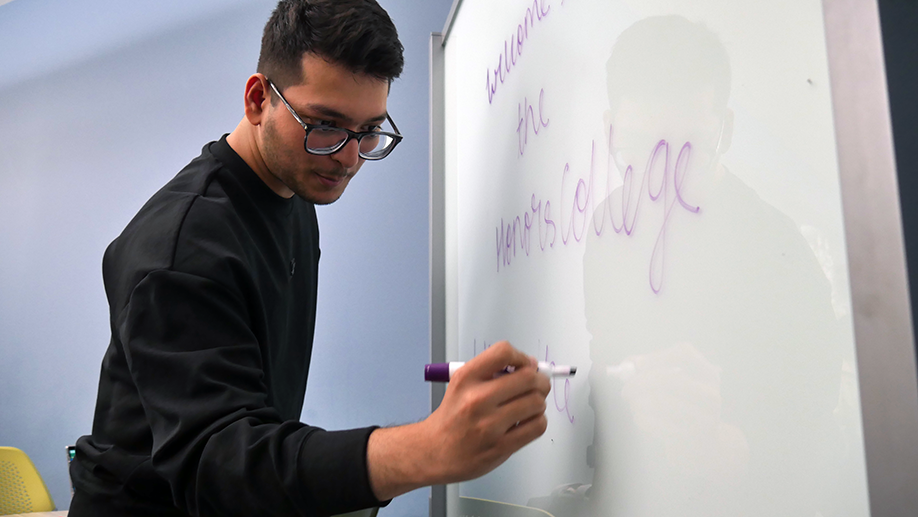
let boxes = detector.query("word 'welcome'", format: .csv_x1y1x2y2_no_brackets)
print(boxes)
486,0,551,105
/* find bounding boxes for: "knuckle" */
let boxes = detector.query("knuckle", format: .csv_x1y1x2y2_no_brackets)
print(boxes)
464,391,486,413
523,393,545,416
537,415,548,434
493,341,512,355
524,369,542,386
457,402,475,423
454,396,480,423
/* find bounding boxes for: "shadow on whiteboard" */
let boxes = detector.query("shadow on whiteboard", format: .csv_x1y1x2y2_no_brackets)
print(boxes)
581,13,865,517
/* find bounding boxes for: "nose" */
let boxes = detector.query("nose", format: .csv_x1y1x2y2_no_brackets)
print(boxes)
332,138,361,169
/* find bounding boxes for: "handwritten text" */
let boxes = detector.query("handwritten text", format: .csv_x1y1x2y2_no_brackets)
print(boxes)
495,128,701,293
486,0,551,104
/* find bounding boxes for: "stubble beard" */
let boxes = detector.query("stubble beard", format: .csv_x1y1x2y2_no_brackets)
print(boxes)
262,117,350,205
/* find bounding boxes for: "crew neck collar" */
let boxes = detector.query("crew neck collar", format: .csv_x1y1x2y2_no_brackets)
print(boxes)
210,134,295,212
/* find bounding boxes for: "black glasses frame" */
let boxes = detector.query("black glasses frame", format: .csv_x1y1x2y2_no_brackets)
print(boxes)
267,79,403,161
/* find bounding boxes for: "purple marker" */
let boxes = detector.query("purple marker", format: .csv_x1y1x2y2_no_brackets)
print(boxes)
425,362,577,382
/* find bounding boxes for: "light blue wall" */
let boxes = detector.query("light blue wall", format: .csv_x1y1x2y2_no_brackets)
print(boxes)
0,1,451,514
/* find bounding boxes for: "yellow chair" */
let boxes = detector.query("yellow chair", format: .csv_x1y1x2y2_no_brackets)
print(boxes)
458,496,555,517
0,446,55,515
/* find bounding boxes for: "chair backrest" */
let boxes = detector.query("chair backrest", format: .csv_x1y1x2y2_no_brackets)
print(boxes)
458,496,556,517
0,446,56,515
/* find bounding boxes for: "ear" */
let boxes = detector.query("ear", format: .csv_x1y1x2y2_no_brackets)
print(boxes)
243,74,271,126
717,108,734,156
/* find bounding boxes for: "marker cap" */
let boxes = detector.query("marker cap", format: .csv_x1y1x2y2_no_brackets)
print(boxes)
424,363,451,382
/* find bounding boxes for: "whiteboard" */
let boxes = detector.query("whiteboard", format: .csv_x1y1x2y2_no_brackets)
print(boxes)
431,0,918,516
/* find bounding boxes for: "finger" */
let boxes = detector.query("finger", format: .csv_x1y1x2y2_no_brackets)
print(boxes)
485,367,550,408
502,412,548,449
496,368,551,403
536,370,551,396
494,390,548,431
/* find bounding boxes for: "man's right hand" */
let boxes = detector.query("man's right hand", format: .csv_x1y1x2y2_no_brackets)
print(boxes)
365,341,550,501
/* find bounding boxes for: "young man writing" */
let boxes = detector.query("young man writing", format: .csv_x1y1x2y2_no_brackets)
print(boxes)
68,1,550,516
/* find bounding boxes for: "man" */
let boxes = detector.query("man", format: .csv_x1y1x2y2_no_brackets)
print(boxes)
69,1,550,515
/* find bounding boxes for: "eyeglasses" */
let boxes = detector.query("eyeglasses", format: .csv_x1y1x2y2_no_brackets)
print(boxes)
267,79,403,161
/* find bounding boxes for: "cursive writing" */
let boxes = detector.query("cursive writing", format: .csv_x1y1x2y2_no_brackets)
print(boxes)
486,0,552,104
517,89,550,156
545,344,574,423
495,127,701,293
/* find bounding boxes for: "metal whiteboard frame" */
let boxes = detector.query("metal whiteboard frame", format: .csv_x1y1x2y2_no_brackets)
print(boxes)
429,0,918,515
822,0,918,516
429,29,447,517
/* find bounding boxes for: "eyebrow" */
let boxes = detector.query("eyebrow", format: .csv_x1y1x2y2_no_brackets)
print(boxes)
300,103,388,126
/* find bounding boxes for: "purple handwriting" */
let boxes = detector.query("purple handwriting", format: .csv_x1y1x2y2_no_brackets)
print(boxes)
494,128,701,293
472,338,494,356
486,0,551,105
517,89,550,156
545,344,574,423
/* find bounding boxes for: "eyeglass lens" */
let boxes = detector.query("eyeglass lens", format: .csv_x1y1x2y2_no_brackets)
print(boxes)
306,128,396,159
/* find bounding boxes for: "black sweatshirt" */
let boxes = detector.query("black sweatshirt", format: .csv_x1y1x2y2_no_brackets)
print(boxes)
69,137,385,517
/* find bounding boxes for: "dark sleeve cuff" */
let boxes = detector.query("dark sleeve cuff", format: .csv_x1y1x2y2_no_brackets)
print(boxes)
297,426,391,515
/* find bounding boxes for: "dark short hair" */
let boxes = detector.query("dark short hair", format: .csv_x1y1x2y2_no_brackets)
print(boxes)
257,0,404,91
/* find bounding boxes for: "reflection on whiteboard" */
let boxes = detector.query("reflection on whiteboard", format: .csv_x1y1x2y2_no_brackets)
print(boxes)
443,1,870,516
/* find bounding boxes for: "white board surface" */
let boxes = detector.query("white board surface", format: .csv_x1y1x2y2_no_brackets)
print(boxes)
441,0,874,515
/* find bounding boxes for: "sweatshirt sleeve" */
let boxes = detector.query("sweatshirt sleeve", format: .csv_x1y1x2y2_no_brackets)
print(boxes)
117,268,386,517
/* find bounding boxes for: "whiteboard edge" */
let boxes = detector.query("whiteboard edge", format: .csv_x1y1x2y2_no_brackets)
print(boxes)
440,0,464,46
822,0,918,515
429,30,448,517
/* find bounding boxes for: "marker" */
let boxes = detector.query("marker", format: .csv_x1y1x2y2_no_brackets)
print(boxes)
424,361,577,382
